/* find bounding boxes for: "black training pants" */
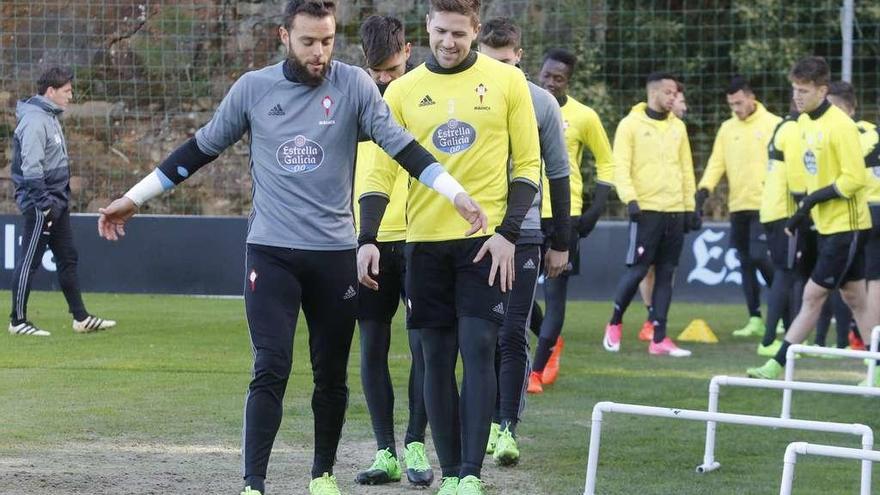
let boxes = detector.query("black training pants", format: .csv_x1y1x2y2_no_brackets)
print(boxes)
10,207,86,324
242,244,357,481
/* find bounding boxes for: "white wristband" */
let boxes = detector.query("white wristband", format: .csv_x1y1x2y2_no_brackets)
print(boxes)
433,171,466,203
124,170,168,207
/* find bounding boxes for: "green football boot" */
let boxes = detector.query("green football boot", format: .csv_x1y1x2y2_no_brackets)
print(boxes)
355,448,401,485
757,339,782,357
436,476,459,495
746,359,783,379
732,316,764,338
485,422,500,455
309,473,341,495
456,475,486,495
492,426,520,466
403,441,434,487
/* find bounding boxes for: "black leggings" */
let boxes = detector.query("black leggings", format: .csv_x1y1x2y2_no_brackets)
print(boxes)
418,317,497,479
533,272,568,372
359,320,428,453
242,244,357,482
730,211,774,318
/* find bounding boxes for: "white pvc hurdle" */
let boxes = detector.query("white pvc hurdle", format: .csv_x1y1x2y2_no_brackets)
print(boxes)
783,343,880,416
583,401,873,495
780,442,880,495
867,326,880,387
709,374,880,421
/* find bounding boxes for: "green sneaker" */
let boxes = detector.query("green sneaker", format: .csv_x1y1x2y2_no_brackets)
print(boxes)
486,422,500,455
355,448,401,485
436,476,459,495
757,340,782,357
241,487,262,495
492,426,519,466
456,475,486,495
746,359,783,379
309,473,341,495
859,367,880,387
403,441,434,487
732,317,764,338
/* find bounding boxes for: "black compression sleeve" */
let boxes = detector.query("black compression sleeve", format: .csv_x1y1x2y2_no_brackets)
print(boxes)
392,140,437,179
157,138,218,185
548,177,571,250
496,181,539,243
804,185,841,207
586,183,611,214
358,194,389,247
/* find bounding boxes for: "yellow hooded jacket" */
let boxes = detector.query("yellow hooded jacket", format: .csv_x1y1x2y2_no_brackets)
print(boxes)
613,103,696,212
698,102,781,212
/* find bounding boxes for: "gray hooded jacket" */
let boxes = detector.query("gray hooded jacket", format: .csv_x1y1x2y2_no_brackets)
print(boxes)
11,95,70,213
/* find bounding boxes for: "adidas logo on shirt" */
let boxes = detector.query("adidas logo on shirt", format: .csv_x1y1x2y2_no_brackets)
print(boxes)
419,95,436,107
343,285,357,300
492,302,505,315
268,104,285,116
523,258,536,270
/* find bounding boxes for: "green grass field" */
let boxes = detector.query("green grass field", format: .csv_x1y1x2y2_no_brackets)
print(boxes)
1,290,878,494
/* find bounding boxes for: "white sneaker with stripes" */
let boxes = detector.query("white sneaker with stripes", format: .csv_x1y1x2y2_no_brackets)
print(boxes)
72,315,116,334
8,321,51,336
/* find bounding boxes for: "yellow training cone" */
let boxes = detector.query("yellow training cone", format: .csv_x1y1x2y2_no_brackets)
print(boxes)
677,319,719,343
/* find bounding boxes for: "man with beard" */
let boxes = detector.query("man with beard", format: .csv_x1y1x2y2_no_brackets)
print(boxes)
603,72,699,357
352,14,433,488
97,2,486,494
357,1,542,493
696,76,780,339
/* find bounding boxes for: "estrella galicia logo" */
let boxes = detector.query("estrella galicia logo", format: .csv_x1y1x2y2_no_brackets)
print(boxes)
276,135,325,174
432,119,477,154
803,149,818,175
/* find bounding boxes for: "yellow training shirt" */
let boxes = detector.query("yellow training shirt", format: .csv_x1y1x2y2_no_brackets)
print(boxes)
613,103,696,212
699,102,781,212
760,116,803,223
365,53,541,242
354,141,408,242
539,95,613,217
857,120,880,204
797,102,870,234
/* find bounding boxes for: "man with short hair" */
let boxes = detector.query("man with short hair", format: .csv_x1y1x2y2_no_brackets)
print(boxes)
352,14,433,488
696,76,780,339
97,2,485,494
9,66,116,337
748,57,878,380
532,47,614,388
477,16,571,465
637,80,688,341
602,72,698,357
358,1,542,493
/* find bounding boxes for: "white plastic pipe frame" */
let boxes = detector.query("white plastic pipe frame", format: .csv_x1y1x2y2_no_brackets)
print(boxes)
583,401,873,495
703,375,880,481
783,342,880,418
708,375,880,422
868,326,880,387
780,442,880,495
